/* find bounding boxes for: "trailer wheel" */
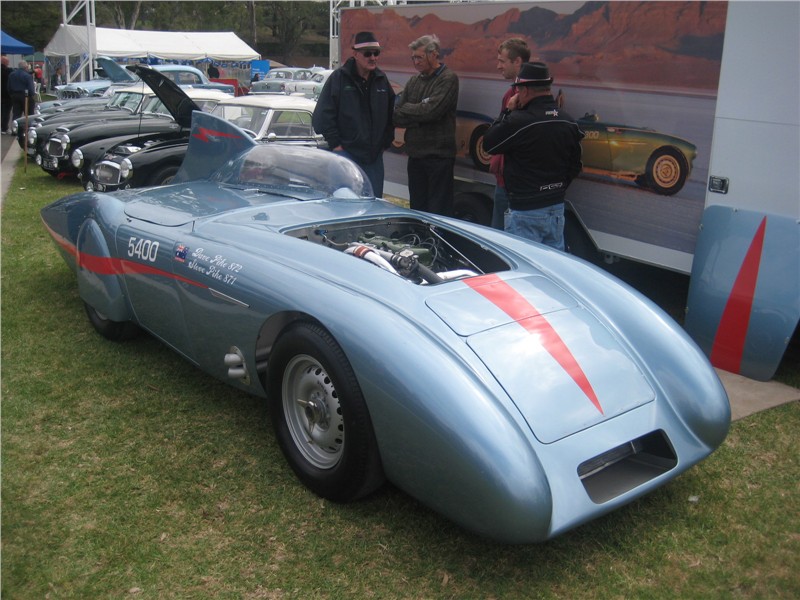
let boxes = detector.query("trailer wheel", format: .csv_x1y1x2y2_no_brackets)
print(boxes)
453,192,492,226
564,213,601,265
469,124,492,172
646,147,688,195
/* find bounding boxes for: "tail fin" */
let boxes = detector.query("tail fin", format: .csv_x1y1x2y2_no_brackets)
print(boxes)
172,111,257,184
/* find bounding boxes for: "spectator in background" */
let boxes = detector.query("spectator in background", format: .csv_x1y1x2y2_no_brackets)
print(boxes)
483,62,583,251
207,63,220,79
393,34,459,217
490,38,531,229
7,60,36,121
313,31,396,197
1,56,12,133
51,65,64,91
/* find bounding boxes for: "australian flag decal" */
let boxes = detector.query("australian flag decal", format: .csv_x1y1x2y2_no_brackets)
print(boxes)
174,244,188,263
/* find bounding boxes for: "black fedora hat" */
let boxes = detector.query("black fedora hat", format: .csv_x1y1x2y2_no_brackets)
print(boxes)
352,31,380,50
511,62,553,87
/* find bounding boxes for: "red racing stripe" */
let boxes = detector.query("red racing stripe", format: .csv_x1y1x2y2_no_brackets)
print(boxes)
710,216,767,373
42,225,207,289
465,273,603,414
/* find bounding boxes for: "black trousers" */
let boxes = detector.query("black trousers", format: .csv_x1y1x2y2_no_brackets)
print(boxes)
10,92,34,122
1,96,11,132
407,156,455,217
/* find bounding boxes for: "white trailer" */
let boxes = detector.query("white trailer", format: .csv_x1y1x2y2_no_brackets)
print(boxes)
334,1,798,381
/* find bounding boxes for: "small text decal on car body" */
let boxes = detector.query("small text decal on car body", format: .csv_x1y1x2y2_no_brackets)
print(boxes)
185,247,243,286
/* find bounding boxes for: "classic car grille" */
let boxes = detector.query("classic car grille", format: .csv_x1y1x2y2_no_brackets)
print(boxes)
57,90,83,100
47,139,66,157
94,161,121,185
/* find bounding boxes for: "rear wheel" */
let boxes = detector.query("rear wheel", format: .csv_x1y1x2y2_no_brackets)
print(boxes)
267,322,383,502
646,147,688,195
83,302,139,341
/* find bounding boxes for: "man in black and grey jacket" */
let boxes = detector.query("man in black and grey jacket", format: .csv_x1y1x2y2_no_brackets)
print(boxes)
393,34,459,217
484,62,584,250
313,31,396,198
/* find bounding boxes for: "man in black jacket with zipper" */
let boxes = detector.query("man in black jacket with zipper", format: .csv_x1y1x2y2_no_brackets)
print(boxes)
483,62,583,251
313,31,396,198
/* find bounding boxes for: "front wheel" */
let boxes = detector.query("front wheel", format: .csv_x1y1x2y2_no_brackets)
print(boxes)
150,165,179,187
267,322,383,502
646,147,688,195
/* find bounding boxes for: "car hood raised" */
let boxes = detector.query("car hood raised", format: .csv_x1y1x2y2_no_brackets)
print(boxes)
427,273,655,444
127,65,200,128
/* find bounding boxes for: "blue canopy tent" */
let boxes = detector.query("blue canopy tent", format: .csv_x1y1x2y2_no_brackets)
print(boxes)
1,30,34,54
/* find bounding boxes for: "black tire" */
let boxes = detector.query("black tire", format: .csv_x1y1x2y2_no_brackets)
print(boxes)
83,301,139,341
469,124,491,172
453,191,492,226
150,165,179,187
645,147,688,195
267,322,383,502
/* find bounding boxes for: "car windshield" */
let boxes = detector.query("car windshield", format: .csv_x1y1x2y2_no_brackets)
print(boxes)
211,103,270,134
107,91,144,112
212,144,374,199
142,96,170,117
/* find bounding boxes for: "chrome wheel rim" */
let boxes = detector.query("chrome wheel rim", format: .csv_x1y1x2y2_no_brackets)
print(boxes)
282,354,344,469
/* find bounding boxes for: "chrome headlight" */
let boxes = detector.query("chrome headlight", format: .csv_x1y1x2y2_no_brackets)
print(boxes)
119,158,133,179
11,120,18,135
71,148,84,168
27,129,36,145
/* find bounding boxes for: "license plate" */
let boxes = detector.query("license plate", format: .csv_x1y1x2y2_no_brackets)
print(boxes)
44,158,58,170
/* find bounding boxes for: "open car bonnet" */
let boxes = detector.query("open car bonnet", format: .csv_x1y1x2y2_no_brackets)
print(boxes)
427,274,655,444
96,56,139,83
126,64,201,128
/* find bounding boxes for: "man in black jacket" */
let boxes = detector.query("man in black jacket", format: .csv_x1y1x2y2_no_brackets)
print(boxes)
483,62,583,250
312,31,396,198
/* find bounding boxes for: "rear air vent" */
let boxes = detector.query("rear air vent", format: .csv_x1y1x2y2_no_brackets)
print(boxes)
578,430,677,504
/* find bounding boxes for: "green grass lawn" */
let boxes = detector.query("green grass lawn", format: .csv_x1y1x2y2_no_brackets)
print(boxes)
2,163,799,599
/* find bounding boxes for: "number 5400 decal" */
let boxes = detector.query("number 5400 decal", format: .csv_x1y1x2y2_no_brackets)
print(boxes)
128,236,160,262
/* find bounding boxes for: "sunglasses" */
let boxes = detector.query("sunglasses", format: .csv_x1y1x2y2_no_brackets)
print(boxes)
360,50,381,58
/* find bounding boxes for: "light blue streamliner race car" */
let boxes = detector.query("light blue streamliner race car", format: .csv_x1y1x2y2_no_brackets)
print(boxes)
40,111,731,543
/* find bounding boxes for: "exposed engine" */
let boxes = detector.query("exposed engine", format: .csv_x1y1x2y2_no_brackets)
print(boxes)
286,217,510,285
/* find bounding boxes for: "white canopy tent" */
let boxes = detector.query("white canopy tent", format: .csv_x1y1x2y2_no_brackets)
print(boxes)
45,24,260,81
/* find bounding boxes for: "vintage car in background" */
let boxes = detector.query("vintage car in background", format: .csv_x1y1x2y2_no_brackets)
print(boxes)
13,83,153,149
287,69,333,99
38,84,230,178
576,112,697,196
150,64,236,95
53,55,139,99
250,68,315,95
54,57,236,99
40,110,730,543
86,67,323,192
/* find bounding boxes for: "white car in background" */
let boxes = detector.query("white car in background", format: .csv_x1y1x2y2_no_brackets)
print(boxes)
287,69,333,99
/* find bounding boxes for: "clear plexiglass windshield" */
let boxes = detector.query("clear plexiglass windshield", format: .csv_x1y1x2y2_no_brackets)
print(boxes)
107,91,145,112
211,144,374,199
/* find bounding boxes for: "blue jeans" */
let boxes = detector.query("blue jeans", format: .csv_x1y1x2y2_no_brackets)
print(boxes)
492,185,508,230
505,203,565,251
334,149,385,198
